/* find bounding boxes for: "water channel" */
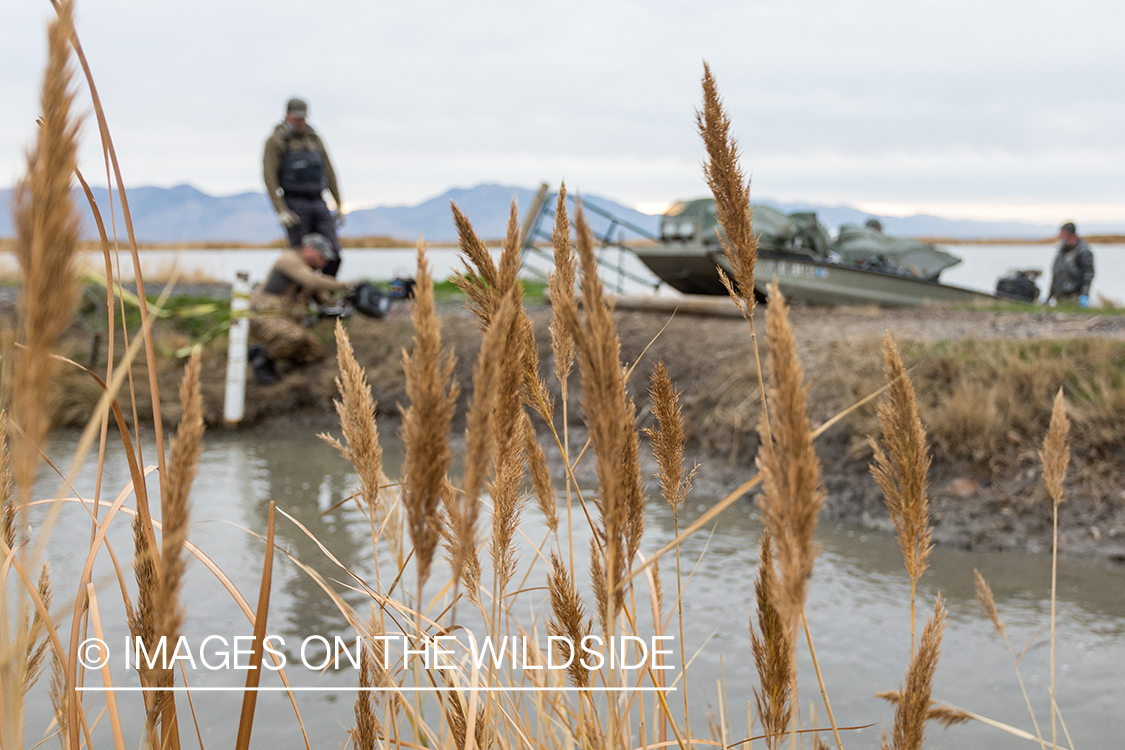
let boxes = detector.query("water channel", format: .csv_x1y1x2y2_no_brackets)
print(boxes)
22,429,1125,749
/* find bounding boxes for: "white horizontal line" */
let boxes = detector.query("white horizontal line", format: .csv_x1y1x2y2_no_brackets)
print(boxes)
76,686,676,693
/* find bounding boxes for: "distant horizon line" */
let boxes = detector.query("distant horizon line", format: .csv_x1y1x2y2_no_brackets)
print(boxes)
2,181,1124,228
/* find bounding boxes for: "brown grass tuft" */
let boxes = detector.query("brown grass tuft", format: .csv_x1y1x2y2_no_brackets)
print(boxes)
557,199,640,626
749,533,792,750
11,0,81,513
401,241,459,592
320,320,384,516
870,334,933,652
879,596,948,750
159,348,204,644
645,361,692,511
697,62,757,316
351,614,385,750
0,411,14,551
973,569,1005,640
755,282,824,627
523,412,558,533
547,552,592,689
549,183,577,391
1040,388,1070,508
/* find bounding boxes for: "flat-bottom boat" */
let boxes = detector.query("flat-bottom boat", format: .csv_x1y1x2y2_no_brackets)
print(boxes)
634,199,1001,307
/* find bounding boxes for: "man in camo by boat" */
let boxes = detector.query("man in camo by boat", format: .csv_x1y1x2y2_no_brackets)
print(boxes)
248,233,354,383
1047,222,1095,308
263,97,345,276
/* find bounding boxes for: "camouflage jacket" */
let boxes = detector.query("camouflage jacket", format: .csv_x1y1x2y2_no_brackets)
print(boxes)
1048,239,1095,300
262,122,341,214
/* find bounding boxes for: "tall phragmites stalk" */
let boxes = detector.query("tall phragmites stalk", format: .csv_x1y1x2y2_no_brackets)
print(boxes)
750,533,792,750
645,360,693,727
974,570,1045,745
697,62,757,317
755,282,825,629
401,242,459,599
10,0,81,514
870,334,933,654
159,349,204,648
1039,388,1069,750
556,200,644,628
548,184,577,394
320,321,399,560
4,5,79,746
879,597,951,750
453,199,552,421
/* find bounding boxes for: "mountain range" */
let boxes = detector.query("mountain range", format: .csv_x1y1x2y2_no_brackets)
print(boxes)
0,183,1115,244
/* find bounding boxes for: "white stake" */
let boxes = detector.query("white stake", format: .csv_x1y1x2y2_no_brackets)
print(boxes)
224,271,251,425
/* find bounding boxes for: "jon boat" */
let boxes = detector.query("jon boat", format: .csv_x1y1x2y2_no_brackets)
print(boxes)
634,198,1002,307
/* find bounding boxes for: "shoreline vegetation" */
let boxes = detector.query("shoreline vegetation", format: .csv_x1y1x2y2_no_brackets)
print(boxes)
3,6,1119,750
3,234,1125,254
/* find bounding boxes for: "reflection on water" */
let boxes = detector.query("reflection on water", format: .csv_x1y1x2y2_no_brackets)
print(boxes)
25,430,1125,748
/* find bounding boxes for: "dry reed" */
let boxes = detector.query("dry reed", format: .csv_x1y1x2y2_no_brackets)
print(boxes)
10,0,81,516
749,533,792,750
645,361,692,511
547,551,592,689
320,320,384,517
870,334,933,653
754,281,824,628
1039,388,1069,750
878,596,956,750
523,412,558,534
556,199,640,627
548,184,577,392
697,62,757,316
158,348,203,647
401,242,459,594
974,569,1045,746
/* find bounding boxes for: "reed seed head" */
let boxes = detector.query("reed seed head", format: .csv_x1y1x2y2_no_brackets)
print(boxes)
1039,388,1070,508
549,183,577,391
881,596,948,750
973,569,1005,641
697,62,757,315
749,533,792,750
11,0,81,509
870,334,933,587
755,282,825,628
401,241,459,590
645,360,691,511
159,348,204,643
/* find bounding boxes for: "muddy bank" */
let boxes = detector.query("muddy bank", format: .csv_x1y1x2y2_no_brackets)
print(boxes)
48,293,1125,562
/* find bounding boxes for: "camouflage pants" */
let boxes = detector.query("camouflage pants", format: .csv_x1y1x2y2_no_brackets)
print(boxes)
249,311,325,367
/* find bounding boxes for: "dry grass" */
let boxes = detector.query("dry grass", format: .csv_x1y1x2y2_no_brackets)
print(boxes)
755,282,825,629
401,242,458,594
870,335,933,653
2,21,1103,750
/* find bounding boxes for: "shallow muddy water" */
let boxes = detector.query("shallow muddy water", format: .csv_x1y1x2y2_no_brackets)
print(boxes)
23,429,1125,748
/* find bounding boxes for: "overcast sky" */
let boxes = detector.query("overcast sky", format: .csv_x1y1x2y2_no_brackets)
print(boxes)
4,0,1123,224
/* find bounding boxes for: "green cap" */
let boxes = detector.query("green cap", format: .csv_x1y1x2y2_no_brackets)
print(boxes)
286,98,308,118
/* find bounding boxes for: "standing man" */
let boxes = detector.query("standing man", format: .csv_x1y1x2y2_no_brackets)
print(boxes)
263,97,345,276
1048,222,1095,307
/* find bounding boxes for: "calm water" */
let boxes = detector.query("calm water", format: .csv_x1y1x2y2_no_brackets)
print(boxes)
22,430,1125,749
4,242,1120,302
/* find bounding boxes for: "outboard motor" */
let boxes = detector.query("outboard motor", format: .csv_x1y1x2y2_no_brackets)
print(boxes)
995,269,1041,303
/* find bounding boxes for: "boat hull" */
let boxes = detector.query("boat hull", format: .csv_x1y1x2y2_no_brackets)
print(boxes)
634,242,999,307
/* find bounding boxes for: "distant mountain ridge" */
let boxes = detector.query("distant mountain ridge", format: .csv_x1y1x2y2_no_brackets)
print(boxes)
0,183,1118,243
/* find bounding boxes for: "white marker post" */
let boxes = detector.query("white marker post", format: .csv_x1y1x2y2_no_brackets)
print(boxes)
224,271,251,425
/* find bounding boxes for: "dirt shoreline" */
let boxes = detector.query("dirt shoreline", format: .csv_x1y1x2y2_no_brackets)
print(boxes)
44,291,1125,563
